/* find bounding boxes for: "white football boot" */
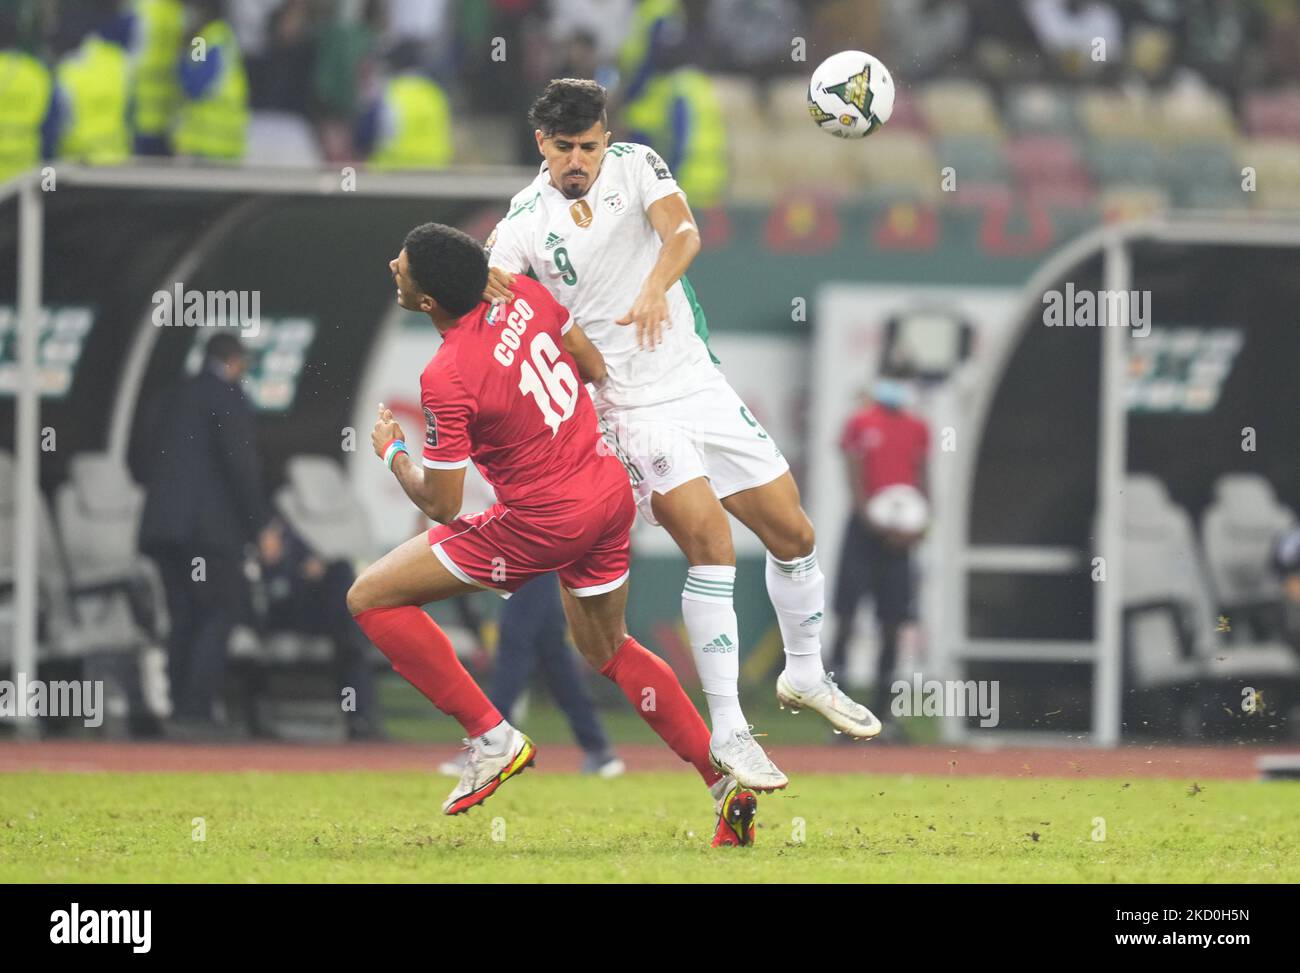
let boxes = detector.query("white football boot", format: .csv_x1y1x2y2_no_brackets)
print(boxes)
776,670,882,739
441,727,536,815
708,727,788,791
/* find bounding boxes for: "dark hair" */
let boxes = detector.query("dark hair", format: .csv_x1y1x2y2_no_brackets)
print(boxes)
402,223,488,317
528,78,608,136
204,333,247,366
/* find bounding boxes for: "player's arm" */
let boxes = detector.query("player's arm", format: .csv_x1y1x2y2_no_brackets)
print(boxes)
618,192,701,350
561,320,606,385
370,405,465,523
482,218,531,305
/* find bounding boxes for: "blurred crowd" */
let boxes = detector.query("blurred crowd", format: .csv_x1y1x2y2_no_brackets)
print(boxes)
2,1,1300,200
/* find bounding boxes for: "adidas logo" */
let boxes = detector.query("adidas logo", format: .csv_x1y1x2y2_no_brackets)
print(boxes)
799,611,823,628
702,634,736,654
544,232,564,250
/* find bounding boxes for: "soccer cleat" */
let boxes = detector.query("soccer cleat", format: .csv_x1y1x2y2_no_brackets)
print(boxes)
710,775,758,847
441,728,537,815
776,670,882,739
709,727,788,791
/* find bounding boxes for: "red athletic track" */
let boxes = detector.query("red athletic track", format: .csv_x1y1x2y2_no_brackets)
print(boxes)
1,741,1295,779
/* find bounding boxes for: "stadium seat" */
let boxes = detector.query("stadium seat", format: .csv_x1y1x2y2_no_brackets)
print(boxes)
1004,84,1077,135
853,131,941,201
1120,474,1299,693
1201,474,1296,615
769,76,815,130
1156,86,1237,144
1243,87,1300,140
274,455,374,562
245,111,325,168
711,74,766,135
919,80,1002,137
1006,134,1092,206
932,134,1007,185
1078,88,1154,141
1237,138,1300,209
1085,137,1162,187
0,452,72,666
1162,140,1242,209
1119,475,1212,689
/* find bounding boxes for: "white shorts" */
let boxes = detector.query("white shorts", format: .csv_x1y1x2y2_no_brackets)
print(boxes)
596,377,790,526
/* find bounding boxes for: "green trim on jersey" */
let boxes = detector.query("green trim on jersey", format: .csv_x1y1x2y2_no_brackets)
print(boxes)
679,275,720,365
507,192,540,220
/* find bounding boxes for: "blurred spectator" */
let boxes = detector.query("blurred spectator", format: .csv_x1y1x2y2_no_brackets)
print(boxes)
176,0,249,160
619,0,727,206
0,9,54,181
829,380,930,727
258,516,386,740
127,0,185,155
440,575,624,778
131,334,280,739
706,0,804,74
52,0,132,165
1183,0,1267,103
1271,525,1300,657
549,0,632,84
1023,0,1124,81
883,0,969,79
356,39,453,169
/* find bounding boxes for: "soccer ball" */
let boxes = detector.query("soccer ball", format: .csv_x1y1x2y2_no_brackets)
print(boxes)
865,484,929,535
807,50,895,139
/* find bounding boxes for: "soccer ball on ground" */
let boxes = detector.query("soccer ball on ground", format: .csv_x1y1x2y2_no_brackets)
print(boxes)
807,50,895,139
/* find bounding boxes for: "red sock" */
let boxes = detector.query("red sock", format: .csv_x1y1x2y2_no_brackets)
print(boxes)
354,606,501,738
600,637,722,787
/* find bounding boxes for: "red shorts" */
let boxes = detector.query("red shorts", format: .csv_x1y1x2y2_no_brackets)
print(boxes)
427,487,635,598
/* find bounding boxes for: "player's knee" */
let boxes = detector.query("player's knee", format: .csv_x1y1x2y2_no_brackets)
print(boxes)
346,574,375,616
768,515,816,561
678,522,734,565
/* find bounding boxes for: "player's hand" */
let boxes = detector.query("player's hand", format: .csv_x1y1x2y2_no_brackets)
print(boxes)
616,286,671,351
483,267,515,306
371,403,406,459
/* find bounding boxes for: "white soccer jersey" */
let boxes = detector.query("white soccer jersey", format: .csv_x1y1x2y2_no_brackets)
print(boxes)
486,141,721,411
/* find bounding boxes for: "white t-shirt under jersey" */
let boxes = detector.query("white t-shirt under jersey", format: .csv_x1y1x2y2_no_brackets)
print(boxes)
486,141,720,411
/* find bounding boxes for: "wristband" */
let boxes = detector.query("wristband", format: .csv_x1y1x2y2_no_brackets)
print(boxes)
383,439,409,471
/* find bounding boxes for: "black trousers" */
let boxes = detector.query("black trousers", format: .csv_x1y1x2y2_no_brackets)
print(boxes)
152,546,245,723
266,561,381,730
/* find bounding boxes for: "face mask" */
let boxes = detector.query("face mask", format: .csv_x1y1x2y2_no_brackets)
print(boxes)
873,379,909,410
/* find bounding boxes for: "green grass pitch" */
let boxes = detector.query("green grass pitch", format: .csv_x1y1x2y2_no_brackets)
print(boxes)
2,771,1297,882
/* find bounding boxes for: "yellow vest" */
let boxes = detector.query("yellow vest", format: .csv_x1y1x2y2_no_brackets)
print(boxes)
57,35,131,165
370,75,453,170
132,0,184,139
0,51,52,182
618,0,681,86
624,69,727,207
174,20,248,160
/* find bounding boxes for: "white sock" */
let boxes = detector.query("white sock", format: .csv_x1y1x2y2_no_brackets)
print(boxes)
767,548,827,693
477,719,513,756
682,565,748,743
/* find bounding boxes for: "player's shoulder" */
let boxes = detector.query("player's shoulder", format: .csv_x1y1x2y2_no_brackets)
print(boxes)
421,334,472,390
607,140,671,177
502,170,549,223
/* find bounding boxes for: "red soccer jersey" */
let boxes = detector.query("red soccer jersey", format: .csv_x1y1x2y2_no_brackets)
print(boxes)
839,403,930,497
419,275,626,513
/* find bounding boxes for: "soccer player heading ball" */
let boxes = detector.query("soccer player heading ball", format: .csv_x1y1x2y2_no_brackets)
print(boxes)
483,79,882,788
348,223,757,846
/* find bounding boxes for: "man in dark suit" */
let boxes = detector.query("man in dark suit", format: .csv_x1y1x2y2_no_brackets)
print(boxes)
132,333,280,737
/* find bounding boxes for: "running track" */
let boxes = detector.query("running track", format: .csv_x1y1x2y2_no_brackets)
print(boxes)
1,741,1296,779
